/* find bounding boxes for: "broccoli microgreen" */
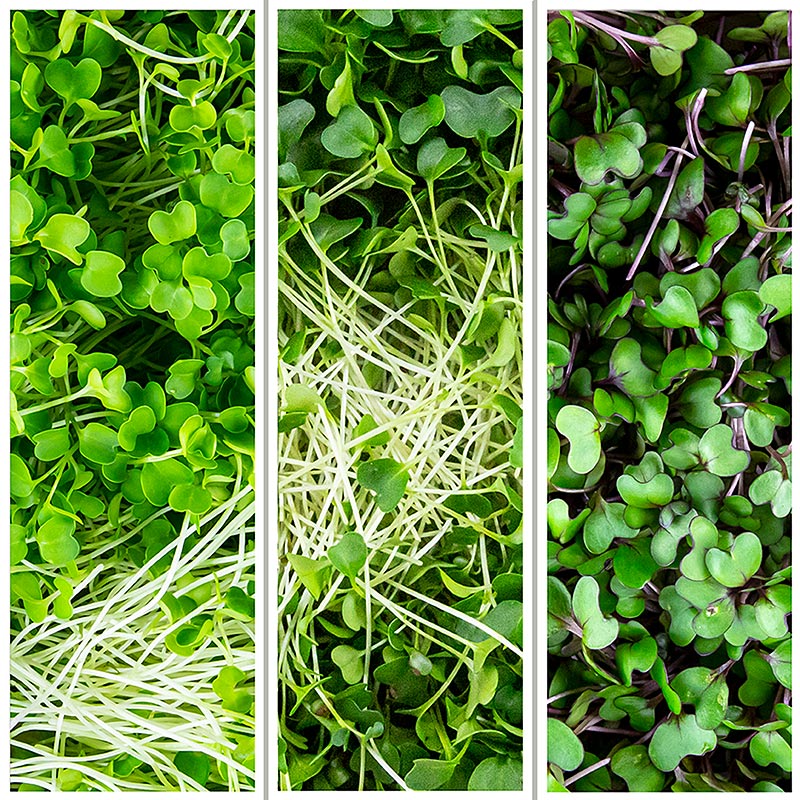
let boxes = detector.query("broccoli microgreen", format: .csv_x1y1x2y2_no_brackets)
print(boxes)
278,8,523,792
11,10,256,791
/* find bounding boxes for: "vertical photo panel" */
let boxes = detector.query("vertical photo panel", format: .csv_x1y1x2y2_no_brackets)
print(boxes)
277,7,525,792
546,8,791,793
10,9,257,792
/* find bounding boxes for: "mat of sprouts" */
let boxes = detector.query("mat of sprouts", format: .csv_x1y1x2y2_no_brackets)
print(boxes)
277,9,523,792
10,10,256,791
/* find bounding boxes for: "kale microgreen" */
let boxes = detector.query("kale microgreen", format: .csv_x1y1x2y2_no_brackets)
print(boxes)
548,10,791,793
278,8,523,792
11,10,255,792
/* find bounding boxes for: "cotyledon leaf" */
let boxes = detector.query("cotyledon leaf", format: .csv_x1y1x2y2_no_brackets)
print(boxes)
572,575,618,649
554,405,601,475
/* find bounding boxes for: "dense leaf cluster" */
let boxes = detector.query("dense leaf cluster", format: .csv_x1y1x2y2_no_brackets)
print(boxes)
547,11,791,792
11,10,255,791
278,9,523,792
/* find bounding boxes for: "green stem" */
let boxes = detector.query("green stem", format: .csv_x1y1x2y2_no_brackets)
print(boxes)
482,22,519,50
19,385,91,416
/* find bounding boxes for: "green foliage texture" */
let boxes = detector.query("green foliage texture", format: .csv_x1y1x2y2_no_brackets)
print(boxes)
11,10,255,791
278,8,523,792
548,10,791,793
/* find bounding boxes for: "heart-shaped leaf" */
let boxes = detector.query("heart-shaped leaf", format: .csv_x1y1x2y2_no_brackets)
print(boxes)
661,268,721,310
174,751,210,787
548,498,590,545
36,513,80,565
183,247,232,281
278,99,315,163
676,575,728,610
332,644,363,684
706,72,760,126
357,458,409,513
169,101,217,132
81,250,125,297
169,483,213,515
616,637,658,686
659,586,697,647
441,85,521,141
750,730,792,771
549,192,596,239
416,137,467,182
220,219,250,262
547,717,584,772
212,144,255,185
679,516,718,581
328,531,367,581
78,422,119,465
583,497,638,554
355,9,393,27
754,585,790,639
678,377,722,427
399,94,445,144
697,208,739,265
646,285,700,328
614,538,659,588
572,575,619,649
664,156,705,219
375,143,415,190
44,57,102,107
212,665,252,713
555,405,601,475
574,124,646,185
611,745,664,791
467,756,522,791
651,25,697,76
765,640,791,689
739,650,777,706
320,104,378,158
649,714,716,772
199,173,253,218
617,454,674,509
287,553,329,601
277,9,326,52
148,200,197,245
141,459,194,506
405,757,459,790
722,290,768,352
118,406,157,452
150,280,193,320
749,461,792,518
698,424,750,477
609,338,657,397
696,675,729,730
694,596,735,639
34,213,91,265
759,273,791,322
705,531,762,587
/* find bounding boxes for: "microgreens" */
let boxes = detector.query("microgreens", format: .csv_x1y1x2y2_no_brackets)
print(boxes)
547,10,791,793
278,9,523,791
11,10,255,791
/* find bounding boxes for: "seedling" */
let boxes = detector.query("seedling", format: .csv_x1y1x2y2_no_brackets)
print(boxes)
278,8,523,791
11,10,255,791
548,10,791,792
